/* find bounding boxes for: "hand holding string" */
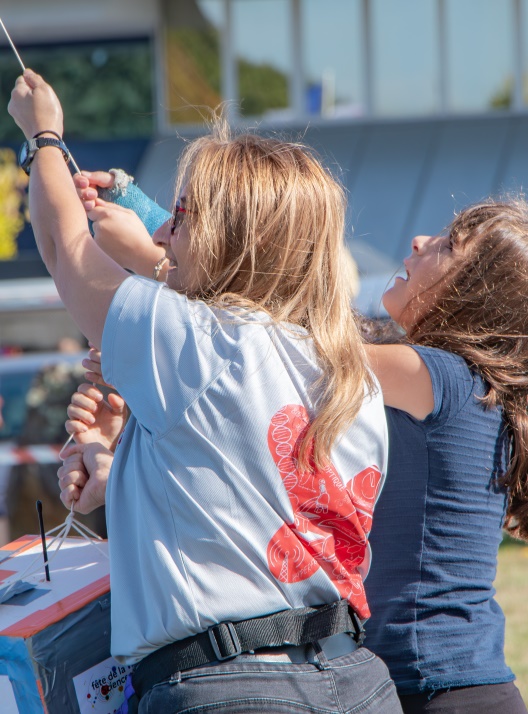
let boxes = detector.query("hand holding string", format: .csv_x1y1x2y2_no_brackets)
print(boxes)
63,348,127,453
58,442,113,514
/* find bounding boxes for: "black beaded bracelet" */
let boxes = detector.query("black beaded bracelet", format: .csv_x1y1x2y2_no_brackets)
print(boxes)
33,130,62,141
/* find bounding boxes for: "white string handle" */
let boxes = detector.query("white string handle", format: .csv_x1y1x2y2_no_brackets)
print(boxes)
0,504,108,603
58,432,74,459
3,376,112,602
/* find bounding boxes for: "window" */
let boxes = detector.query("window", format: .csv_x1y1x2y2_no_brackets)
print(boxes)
371,0,438,116
233,0,290,119
164,0,223,124
303,0,363,118
446,0,513,113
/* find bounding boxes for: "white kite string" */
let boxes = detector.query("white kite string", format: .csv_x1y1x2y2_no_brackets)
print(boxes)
0,17,25,71
0,16,82,174
59,432,75,459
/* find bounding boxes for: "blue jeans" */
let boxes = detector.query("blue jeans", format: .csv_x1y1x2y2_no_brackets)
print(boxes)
138,645,403,714
399,681,527,713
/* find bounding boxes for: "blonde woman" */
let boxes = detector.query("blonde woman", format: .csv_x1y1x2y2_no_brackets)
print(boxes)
9,70,401,714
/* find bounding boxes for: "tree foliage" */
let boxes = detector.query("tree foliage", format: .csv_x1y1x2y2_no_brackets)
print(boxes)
0,148,28,260
0,40,154,142
166,27,288,121
489,74,528,110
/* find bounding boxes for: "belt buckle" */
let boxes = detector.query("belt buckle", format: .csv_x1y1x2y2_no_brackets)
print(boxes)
208,622,242,661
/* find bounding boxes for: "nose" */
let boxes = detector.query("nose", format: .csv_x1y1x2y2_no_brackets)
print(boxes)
411,234,432,254
153,219,171,248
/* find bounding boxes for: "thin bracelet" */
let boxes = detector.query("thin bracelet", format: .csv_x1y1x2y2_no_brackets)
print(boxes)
33,130,62,140
153,257,168,281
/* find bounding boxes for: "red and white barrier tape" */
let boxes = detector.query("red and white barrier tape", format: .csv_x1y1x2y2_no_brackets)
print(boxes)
0,443,62,467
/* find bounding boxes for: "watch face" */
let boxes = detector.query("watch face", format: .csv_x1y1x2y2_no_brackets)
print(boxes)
18,137,69,175
18,141,31,170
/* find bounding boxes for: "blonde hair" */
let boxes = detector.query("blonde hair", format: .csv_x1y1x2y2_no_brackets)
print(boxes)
173,122,372,468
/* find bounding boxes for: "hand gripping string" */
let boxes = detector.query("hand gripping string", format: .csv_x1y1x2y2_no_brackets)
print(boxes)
17,381,110,604
0,502,108,603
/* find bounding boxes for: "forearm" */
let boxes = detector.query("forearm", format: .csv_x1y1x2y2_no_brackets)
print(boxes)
98,173,170,278
29,148,128,347
98,170,171,236
8,69,128,345
29,147,89,276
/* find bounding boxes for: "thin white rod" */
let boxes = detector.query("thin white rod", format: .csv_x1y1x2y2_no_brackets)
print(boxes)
69,155,81,175
0,17,26,71
1,18,81,173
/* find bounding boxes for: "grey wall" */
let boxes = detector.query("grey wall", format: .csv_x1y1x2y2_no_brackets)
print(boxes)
136,114,528,312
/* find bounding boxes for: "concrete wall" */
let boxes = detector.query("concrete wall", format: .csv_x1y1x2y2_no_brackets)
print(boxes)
134,112,528,314
137,112,528,274
0,0,160,44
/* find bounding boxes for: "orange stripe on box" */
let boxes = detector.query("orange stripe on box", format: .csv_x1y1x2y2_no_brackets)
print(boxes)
36,679,50,714
0,535,39,552
0,575,110,638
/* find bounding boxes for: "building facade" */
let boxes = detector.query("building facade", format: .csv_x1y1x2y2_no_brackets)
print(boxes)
2,0,528,313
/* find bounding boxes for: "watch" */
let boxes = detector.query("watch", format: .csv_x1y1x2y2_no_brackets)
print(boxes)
18,137,71,175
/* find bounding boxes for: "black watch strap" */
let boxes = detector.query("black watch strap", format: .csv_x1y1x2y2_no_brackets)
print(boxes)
18,137,71,175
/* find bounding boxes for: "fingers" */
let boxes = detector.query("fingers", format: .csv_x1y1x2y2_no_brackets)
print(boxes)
74,171,115,210
22,68,42,89
58,457,88,490
83,371,108,387
58,449,88,509
13,75,31,94
82,348,112,387
58,442,110,514
77,187,99,213
82,171,115,189
82,362,107,387
86,201,131,237
82,347,102,374
60,484,81,510
9,68,63,139
65,384,103,439
59,442,86,459
106,392,127,413
86,198,132,221
67,384,103,419
66,388,125,425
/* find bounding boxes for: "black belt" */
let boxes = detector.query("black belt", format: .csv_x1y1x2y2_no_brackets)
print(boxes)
132,599,364,700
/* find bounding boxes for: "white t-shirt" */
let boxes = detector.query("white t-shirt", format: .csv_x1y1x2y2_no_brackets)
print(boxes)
102,276,388,664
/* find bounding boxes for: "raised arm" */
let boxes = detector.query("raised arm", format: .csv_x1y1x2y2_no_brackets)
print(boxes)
74,170,170,279
365,344,434,420
8,70,129,348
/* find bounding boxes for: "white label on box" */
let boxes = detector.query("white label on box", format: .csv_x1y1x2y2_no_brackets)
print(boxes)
73,656,132,713
0,675,20,713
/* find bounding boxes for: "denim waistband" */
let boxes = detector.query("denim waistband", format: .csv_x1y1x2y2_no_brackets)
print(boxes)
233,632,359,664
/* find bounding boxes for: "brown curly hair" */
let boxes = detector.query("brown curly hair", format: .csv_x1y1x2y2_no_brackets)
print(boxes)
402,199,528,540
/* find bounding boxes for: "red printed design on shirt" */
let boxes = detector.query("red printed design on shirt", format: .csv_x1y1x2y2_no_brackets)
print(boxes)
266,404,382,619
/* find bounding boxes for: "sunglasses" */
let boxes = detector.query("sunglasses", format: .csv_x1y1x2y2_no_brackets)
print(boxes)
170,200,189,235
